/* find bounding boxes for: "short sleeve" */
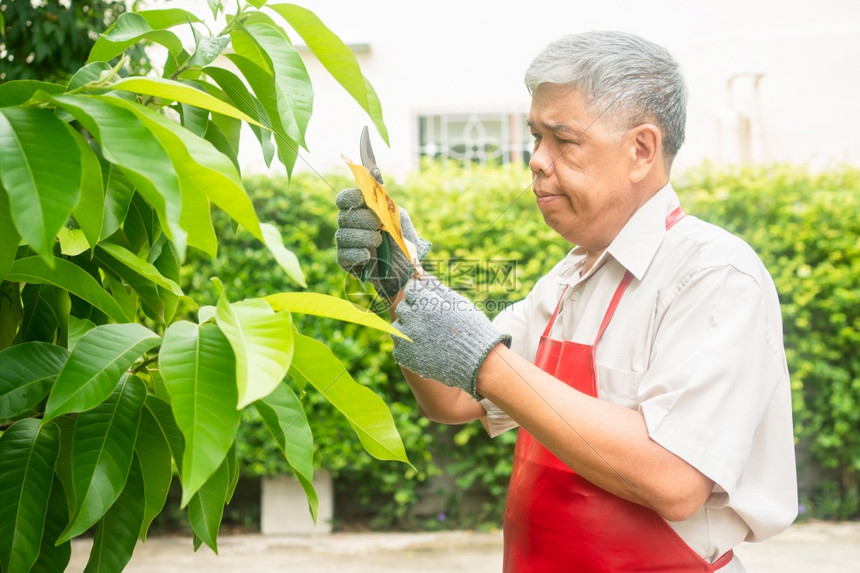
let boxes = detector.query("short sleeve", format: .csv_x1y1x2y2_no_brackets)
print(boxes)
493,298,530,358
639,264,787,497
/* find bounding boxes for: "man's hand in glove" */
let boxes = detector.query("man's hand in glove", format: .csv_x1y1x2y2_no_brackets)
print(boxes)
391,276,512,398
335,188,431,300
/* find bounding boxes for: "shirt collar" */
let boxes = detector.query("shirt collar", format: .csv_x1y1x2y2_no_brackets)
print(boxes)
605,182,682,280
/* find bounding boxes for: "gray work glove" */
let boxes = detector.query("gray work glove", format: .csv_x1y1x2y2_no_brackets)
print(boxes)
335,188,431,299
392,276,512,397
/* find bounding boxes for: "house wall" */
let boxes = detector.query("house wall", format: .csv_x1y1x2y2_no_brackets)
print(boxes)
150,1,859,179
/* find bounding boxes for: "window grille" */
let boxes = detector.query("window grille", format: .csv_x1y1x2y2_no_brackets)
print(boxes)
417,112,531,167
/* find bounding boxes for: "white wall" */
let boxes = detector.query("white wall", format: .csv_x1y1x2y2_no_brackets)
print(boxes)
146,0,860,180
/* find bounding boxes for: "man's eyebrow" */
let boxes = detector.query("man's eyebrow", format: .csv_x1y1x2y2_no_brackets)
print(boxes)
527,119,582,137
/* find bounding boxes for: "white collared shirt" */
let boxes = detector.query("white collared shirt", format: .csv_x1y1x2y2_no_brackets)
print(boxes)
483,183,797,567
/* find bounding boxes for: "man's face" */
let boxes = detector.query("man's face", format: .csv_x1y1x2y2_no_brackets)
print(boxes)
528,83,644,251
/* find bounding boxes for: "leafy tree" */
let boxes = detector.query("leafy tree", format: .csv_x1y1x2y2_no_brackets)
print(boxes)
0,2,409,571
0,0,151,82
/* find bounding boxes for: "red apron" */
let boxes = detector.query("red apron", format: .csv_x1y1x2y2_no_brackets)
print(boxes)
503,208,734,572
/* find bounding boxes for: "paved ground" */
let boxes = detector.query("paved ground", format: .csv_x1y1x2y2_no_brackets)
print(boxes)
68,520,860,572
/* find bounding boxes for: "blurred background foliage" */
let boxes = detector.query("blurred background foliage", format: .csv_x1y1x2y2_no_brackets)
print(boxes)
185,161,860,527
0,0,151,82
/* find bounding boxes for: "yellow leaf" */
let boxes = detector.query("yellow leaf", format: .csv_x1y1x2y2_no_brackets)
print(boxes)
343,157,418,266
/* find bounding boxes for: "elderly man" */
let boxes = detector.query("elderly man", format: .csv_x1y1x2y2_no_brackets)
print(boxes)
336,31,797,572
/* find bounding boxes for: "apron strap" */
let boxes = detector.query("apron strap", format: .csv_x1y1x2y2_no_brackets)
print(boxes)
665,205,685,230
541,284,569,338
595,270,634,343
593,206,687,343
714,549,735,569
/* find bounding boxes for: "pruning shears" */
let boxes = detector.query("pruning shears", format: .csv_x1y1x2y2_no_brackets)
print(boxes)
359,126,393,281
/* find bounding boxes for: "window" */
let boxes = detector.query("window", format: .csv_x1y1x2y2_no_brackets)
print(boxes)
417,111,531,167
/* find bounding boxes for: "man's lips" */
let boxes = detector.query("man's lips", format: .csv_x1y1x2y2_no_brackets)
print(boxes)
534,190,564,205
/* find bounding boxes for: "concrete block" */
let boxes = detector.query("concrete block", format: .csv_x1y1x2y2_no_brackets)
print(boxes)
260,471,333,535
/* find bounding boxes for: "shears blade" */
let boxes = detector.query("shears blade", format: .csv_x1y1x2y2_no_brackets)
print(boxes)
359,125,385,185
357,126,392,281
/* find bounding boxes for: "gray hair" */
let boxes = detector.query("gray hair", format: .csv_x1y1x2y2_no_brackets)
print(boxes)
524,31,687,163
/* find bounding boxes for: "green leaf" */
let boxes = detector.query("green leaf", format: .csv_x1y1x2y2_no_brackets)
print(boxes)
67,62,113,93
16,283,70,345
144,395,185,467
0,342,68,424
124,191,161,249
261,222,306,287
57,227,91,257
95,95,264,247
187,455,229,553
52,416,76,515
228,28,271,72
226,54,299,175
0,80,65,107
265,292,407,338
70,129,105,249
99,241,184,296
207,0,223,19
209,111,242,159
225,441,239,504
29,474,71,573
58,375,146,543
178,101,210,138
215,295,293,409
98,257,165,323
107,77,264,127
101,276,138,324
136,8,203,29
247,0,269,8
88,12,184,64
188,35,231,67
6,256,131,323
0,280,22,350
43,323,160,422
290,333,410,465
0,107,82,262
135,405,174,540
152,236,182,324
270,3,389,144
0,187,20,281
244,22,313,149
254,383,317,520
100,163,135,240
203,119,241,172
202,66,274,165
159,321,241,507
83,454,146,573
52,94,187,257
0,419,60,573
68,316,96,351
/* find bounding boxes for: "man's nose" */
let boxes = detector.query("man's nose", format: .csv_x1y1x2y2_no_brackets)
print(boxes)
529,144,554,177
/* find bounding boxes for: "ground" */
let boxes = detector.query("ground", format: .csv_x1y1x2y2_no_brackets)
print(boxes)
67,520,860,572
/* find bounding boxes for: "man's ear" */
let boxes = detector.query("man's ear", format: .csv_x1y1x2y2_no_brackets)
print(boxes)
627,124,663,183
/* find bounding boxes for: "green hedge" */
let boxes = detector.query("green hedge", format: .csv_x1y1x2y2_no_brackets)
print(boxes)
185,162,860,526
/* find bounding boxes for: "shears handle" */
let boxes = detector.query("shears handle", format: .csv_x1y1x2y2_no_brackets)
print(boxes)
361,231,393,281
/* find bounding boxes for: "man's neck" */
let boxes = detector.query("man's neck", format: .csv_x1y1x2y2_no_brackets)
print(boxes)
581,250,605,276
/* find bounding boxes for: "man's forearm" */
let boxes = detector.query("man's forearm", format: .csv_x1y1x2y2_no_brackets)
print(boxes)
399,366,486,423
476,344,715,522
